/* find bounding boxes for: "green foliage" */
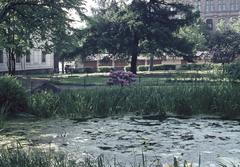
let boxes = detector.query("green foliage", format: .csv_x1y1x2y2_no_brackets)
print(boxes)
0,0,85,74
125,66,131,72
0,146,201,167
177,20,208,53
209,30,240,64
224,61,240,81
84,68,98,73
209,20,240,64
153,65,176,71
30,92,59,118
0,105,8,129
179,64,214,71
216,19,240,33
138,66,149,71
0,76,28,114
80,0,198,73
98,66,114,73
29,84,240,119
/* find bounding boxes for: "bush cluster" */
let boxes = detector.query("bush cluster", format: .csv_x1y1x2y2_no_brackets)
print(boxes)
98,66,114,73
107,71,136,86
153,64,176,70
30,91,59,118
124,66,131,72
0,76,28,115
138,66,149,71
179,64,214,71
224,61,240,81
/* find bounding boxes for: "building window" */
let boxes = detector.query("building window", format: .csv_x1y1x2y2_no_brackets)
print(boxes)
217,0,226,11
195,0,201,11
0,50,3,63
206,19,213,30
206,0,215,12
26,54,30,63
41,51,46,63
230,0,238,11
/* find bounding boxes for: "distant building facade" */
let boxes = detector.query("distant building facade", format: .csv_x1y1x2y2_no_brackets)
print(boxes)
171,0,240,30
0,49,54,74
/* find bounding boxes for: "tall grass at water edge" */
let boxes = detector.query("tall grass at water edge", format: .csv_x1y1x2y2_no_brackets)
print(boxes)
0,147,239,167
30,83,240,119
0,147,80,167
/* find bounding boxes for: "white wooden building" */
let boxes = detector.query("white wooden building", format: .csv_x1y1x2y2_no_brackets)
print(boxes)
0,49,54,74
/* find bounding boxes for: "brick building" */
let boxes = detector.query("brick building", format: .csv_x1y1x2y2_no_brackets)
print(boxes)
171,0,240,30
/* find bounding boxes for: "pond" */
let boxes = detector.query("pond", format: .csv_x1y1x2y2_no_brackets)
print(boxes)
0,116,240,166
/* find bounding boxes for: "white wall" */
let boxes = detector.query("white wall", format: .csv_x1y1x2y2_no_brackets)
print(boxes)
0,49,54,72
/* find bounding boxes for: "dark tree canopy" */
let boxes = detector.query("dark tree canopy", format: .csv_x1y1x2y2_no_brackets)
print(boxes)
78,0,198,73
208,19,240,64
209,30,240,64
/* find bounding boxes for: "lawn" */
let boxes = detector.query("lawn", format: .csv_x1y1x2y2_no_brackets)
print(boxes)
45,70,223,86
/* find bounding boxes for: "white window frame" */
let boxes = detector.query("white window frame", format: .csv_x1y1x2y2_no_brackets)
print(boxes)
206,0,215,12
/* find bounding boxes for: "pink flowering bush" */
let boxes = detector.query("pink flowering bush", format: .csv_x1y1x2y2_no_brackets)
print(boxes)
107,71,136,86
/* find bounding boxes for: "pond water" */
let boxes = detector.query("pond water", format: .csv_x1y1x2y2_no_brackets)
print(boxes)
0,116,240,166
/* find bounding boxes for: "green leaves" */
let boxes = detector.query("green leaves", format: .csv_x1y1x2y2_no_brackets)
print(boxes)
209,19,240,64
0,0,86,74
209,30,240,63
81,0,197,68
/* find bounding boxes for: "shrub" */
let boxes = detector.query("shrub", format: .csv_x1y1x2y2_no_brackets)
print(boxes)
224,61,240,81
0,76,28,115
107,71,136,86
0,105,8,128
124,66,131,72
138,66,149,71
72,68,84,73
83,68,97,73
179,64,214,71
30,91,59,118
153,64,176,71
98,66,114,73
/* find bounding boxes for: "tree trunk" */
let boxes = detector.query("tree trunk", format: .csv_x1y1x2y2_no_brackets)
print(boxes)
61,60,65,74
11,51,16,75
54,53,60,73
149,54,154,71
131,52,138,74
7,48,16,75
130,32,139,74
7,49,12,75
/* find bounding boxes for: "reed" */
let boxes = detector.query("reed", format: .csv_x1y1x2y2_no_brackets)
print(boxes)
30,83,240,119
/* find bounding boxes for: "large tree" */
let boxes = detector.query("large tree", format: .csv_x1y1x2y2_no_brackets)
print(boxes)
209,30,240,64
80,0,197,74
0,0,85,75
177,20,208,54
209,19,240,64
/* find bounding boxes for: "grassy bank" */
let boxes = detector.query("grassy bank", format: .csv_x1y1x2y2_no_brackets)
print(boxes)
0,148,80,167
0,147,237,167
49,70,222,86
1,76,240,120
30,84,240,119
